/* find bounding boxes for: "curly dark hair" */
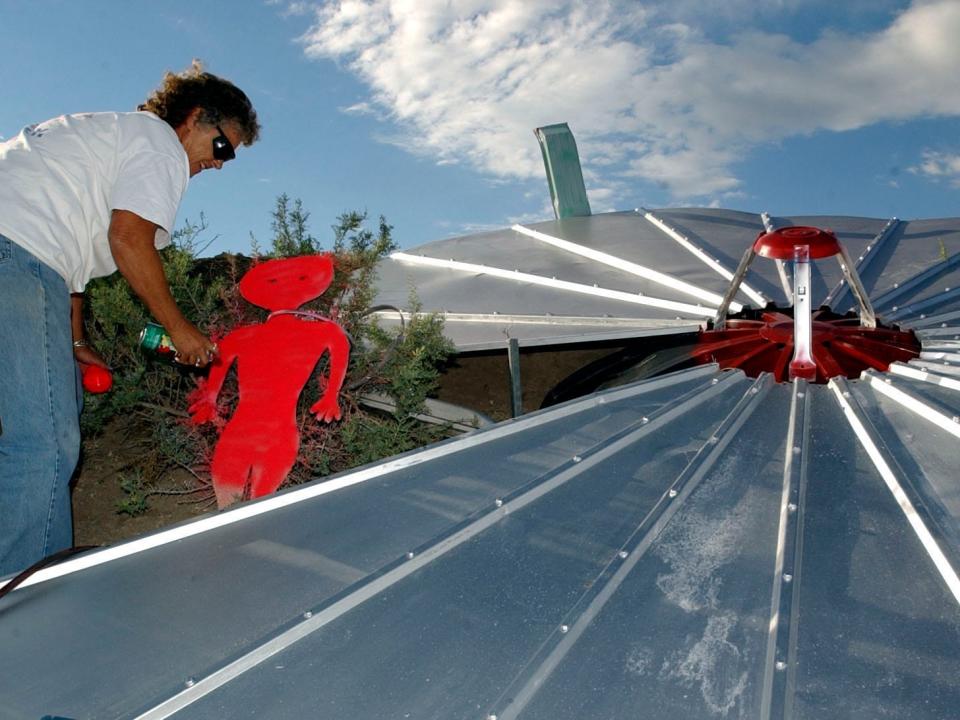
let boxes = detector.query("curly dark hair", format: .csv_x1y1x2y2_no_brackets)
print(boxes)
139,60,260,145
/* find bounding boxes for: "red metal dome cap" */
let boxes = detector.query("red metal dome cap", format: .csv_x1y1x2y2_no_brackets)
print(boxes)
753,226,841,260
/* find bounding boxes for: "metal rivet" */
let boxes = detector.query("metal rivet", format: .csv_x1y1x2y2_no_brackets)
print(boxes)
560,624,569,634
843,391,851,398
185,678,196,688
783,573,793,583
494,498,503,507
797,391,805,398
792,446,801,455
668,488,678,498
775,661,787,671
618,550,629,559
406,551,415,560
303,610,313,619
711,377,719,384
641,416,649,424
952,416,960,424
892,306,899,312
788,503,798,513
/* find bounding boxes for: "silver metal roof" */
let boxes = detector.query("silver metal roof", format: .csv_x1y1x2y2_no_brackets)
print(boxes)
373,209,960,351
2,208,959,719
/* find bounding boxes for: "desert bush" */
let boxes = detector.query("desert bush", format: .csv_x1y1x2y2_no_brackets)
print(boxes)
82,196,453,512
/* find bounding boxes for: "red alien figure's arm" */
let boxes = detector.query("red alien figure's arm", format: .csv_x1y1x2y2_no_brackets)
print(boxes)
187,334,239,425
309,325,350,423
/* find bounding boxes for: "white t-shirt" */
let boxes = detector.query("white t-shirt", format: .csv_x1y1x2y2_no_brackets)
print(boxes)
0,111,189,292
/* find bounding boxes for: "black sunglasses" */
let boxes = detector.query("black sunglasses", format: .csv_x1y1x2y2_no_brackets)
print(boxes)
212,126,236,162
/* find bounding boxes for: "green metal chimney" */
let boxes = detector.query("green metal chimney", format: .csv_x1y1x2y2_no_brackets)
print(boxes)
535,123,592,219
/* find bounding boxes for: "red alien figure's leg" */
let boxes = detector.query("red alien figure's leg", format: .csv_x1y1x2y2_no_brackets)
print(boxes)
246,428,300,500
209,419,299,508
210,424,252,508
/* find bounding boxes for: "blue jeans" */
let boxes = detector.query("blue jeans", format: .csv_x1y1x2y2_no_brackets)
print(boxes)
0,234,80,577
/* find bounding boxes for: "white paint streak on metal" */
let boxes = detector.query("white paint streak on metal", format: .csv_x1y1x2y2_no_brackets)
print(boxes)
390,252,716,317
887,362,960,392
15,365,721,590
642,210,768,307
920,352,960,364
372,311,682,328
865,372,960,439
907,359,960,377
829,380,960,607
510,223,742,311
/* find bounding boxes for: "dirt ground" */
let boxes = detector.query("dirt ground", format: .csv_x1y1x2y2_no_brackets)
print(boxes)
71,346,616,548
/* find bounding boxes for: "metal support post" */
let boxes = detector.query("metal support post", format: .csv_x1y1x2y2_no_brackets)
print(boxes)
508,337,523,417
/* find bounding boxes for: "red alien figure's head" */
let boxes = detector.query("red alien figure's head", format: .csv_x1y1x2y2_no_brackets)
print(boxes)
239,254,335,311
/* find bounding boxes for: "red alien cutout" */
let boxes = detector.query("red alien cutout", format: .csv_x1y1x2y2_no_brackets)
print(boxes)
188,255,349,508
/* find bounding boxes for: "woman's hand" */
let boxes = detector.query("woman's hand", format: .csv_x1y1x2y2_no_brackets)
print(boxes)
73,341,110,369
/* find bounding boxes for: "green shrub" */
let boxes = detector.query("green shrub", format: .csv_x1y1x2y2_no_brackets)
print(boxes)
82,196,453,512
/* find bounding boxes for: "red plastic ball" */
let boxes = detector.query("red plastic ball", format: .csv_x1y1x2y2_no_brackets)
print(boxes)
82,365,113,394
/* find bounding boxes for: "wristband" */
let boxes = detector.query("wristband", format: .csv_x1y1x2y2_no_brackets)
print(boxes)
72,339,89,348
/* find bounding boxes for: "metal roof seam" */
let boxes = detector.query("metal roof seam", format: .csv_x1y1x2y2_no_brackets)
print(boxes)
828,377,960,606
862,370,960,439
390,251,718,317
642,209,768,307
761,380,811,720
135,369,744,719
13,366,725,592
824,217,901,312
509,223,741,311
490,372,774,720
907,358,960,377
886,287,960,322
870,246,960,313
907,309,960,330
889,361,960,390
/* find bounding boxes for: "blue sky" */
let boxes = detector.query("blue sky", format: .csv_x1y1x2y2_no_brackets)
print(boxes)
2,0,959,256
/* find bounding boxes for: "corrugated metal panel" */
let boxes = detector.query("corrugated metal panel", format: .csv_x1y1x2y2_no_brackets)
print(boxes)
2,208,959,719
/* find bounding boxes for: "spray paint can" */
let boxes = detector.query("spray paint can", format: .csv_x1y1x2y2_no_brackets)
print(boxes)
139,322,177,357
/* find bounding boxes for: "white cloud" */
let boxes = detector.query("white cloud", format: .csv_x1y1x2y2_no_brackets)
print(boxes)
909,150,960,187
297,0,960,202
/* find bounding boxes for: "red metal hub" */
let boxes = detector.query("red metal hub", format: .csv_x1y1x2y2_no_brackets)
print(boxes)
694,309,920,383
753,226,841,260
